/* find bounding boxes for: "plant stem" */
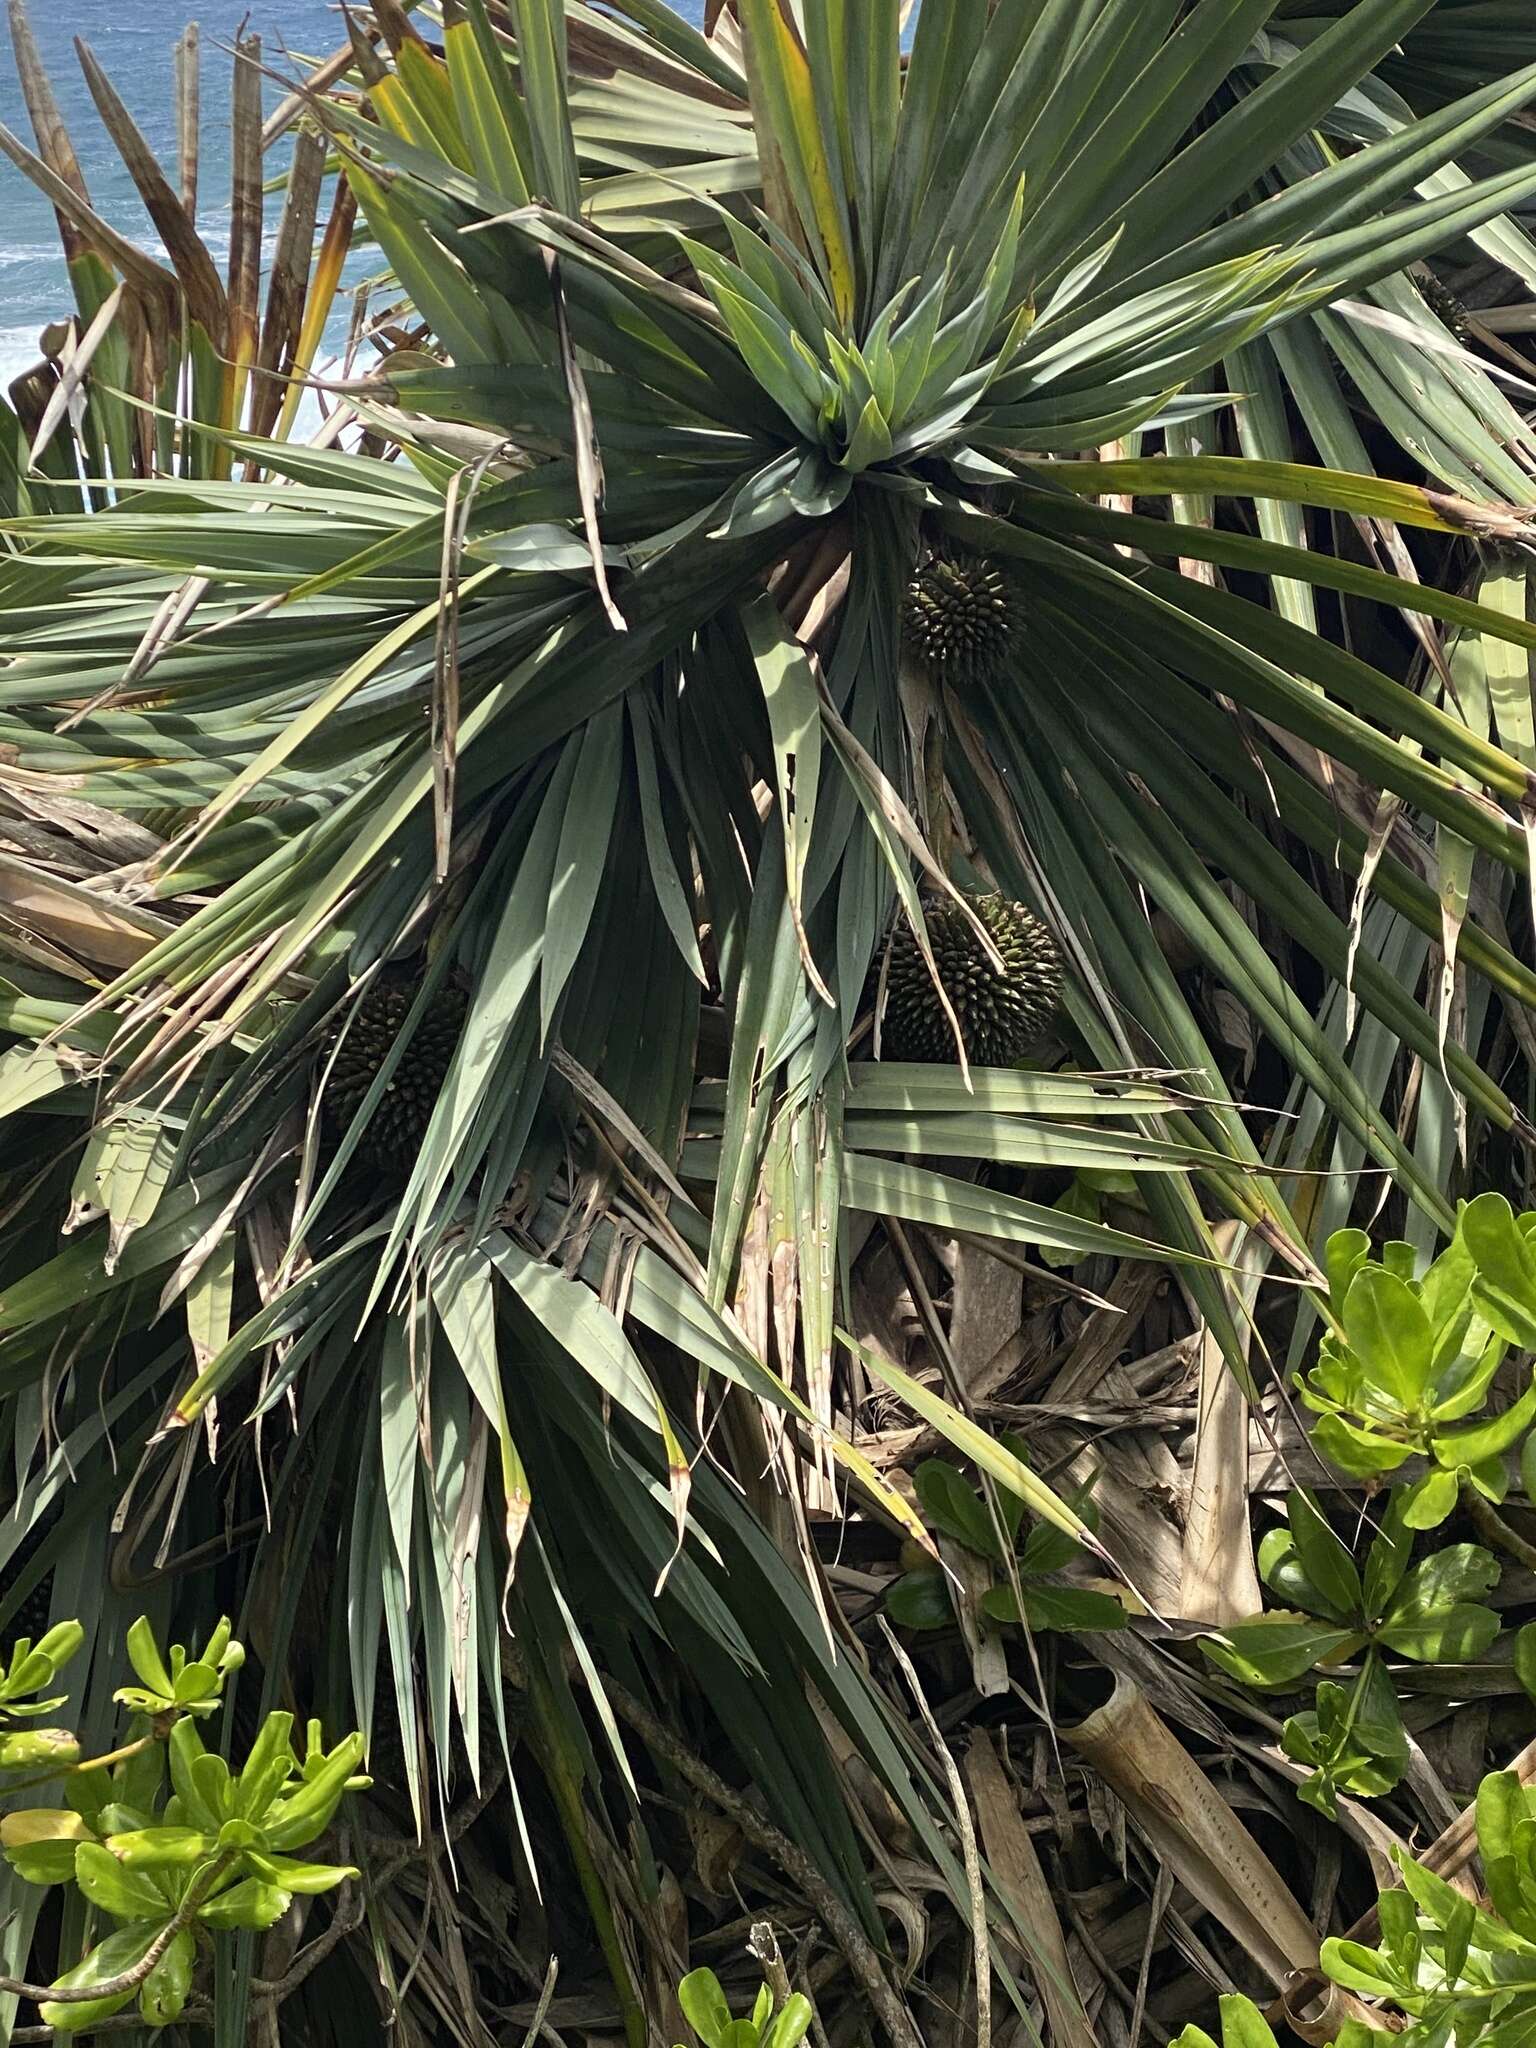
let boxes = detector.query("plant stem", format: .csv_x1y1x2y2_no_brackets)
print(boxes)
2,1731,161,1797
11,2005,213,2040
525,1667,647,2048
603,1677,926,2048
248,1771,502,2008
1460,1482,1536,1570
74,1734,156,1774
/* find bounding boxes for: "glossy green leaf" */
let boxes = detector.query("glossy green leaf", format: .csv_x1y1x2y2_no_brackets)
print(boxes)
138,1927,195,2025
1432,1374,1536,1468
1463,1193,1536,1349
74,1842,170,1923
1342,1265,1435,1413
1200,1614,1363,1688
1286,1492,1364,1623
912,1461,999,1559
39,1921,162,2034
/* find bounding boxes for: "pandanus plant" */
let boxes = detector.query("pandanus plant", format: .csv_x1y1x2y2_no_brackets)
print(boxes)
1,1,1536,2039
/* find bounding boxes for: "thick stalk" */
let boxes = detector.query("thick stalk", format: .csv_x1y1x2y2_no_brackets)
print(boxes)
603,1678,924,2048
525,1668,646,2048
1460,1482,1536,1570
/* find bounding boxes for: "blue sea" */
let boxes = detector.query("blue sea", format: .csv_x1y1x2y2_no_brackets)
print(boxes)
0,0,708,385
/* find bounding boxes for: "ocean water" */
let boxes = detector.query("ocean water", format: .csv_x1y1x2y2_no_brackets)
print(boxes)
0,0,708,386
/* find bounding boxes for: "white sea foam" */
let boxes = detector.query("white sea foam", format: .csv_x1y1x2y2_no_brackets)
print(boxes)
0,327,48,388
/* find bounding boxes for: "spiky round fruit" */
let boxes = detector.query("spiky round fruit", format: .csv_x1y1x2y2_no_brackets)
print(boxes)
881,895,1062,1066
903,553,1020,689
321,979,468,1166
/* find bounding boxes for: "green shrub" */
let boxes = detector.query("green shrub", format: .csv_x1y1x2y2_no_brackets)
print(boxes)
674,1967,814,2048
886,1444,1126,1635
1173,1763,1536,2048
0,1618,363,2033
1201,1194,1536,1816
1299,1195,1536,1522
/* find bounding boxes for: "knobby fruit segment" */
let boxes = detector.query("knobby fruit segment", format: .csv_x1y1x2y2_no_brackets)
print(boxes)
321,982,469,1165
903,553,1022,691
882,895,1063,1066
